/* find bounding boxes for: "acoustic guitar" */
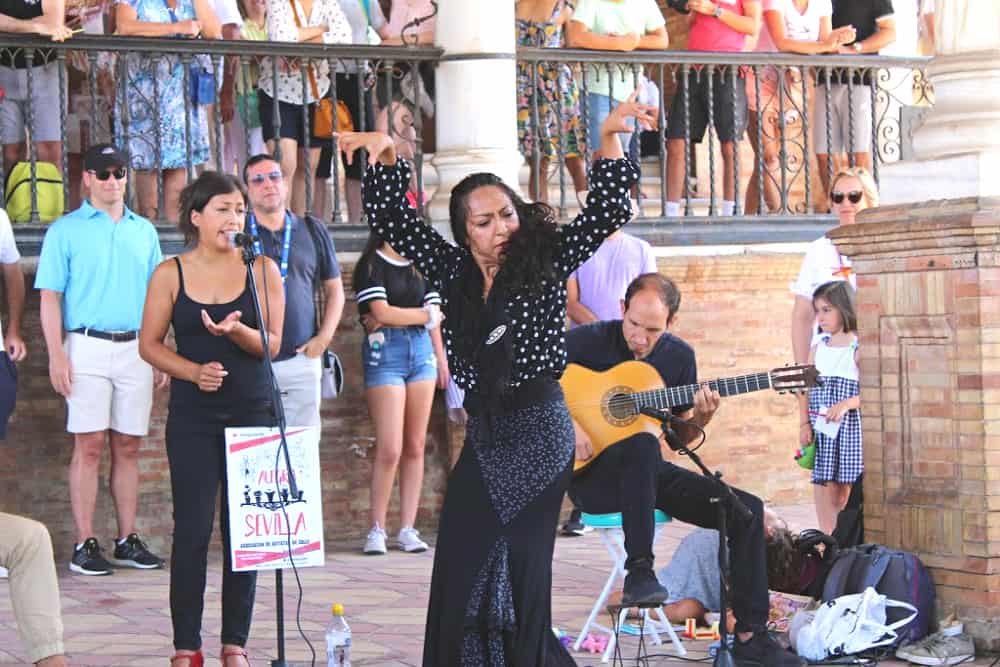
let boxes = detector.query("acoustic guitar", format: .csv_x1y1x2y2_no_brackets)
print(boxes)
561,361,819,472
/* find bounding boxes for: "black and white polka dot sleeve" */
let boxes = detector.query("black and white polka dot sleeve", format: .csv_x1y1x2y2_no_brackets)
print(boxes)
555,157,639,278
363,159,463,286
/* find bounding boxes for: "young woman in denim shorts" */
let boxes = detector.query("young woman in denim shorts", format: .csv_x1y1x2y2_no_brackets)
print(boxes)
353,233,446,556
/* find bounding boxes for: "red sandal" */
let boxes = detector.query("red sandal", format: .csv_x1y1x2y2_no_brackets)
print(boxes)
221,647,250,666
169,651,204,667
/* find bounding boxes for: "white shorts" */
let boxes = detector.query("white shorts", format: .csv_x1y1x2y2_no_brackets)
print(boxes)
65,333,154,436
813,82,873,155
0,62,65,144
273,352,322,429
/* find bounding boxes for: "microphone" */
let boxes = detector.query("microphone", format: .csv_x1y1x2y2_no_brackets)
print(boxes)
639,406,687,452
226,231,257,249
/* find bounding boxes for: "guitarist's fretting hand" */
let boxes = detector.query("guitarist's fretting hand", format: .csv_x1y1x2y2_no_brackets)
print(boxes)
673,384,722,443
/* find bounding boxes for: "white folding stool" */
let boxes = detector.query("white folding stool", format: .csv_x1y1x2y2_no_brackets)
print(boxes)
573,510,687,663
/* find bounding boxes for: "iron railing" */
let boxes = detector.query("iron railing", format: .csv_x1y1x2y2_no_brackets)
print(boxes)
516,47,932,226
0,33,440,252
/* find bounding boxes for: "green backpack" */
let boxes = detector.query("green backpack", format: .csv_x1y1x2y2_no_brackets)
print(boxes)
5,161,64,223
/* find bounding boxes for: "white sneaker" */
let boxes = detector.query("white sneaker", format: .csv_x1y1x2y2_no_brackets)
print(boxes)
363,525,387,555
396,527,428,553
896,632,975,666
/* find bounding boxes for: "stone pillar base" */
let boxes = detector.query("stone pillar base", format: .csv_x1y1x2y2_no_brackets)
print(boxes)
830,198,1000,651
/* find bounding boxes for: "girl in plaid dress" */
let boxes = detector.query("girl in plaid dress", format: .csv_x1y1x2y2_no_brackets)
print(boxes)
800,280,861,533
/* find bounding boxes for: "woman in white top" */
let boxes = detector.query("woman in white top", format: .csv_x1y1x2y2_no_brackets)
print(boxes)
790,166,878,365
260,0,351,214
745,0,854,214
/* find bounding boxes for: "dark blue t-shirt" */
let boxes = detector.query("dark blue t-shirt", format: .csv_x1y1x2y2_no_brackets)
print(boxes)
248,213,341,362
565,319,698,413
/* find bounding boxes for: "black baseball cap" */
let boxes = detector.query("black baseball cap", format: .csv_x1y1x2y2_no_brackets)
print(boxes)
83,144,127,173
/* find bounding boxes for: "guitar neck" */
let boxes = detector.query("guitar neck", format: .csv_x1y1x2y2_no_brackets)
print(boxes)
637,372,773,410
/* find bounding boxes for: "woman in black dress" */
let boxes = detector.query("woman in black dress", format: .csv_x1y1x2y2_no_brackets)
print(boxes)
338,94,654,666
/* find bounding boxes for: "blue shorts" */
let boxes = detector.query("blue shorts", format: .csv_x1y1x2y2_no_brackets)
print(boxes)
362,326,437,389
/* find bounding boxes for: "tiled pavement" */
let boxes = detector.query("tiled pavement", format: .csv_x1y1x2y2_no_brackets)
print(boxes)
0,504,995,666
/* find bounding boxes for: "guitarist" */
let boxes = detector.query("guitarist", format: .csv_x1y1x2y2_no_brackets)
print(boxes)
566,273,806,667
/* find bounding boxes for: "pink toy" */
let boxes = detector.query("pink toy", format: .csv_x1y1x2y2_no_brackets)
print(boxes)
579,633,609,654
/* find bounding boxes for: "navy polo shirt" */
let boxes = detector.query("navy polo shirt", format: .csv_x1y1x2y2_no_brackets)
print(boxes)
248,213,341,362
565,320,698,413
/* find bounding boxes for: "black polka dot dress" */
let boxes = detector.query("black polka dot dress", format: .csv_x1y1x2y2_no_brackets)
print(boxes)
363,156,639,666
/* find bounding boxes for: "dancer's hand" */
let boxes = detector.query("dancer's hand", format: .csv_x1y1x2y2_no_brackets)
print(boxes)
336,131,397,167
573,419,594,461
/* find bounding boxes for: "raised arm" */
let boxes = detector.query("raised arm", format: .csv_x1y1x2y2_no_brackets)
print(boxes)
339,131,465,286
555,95,654,277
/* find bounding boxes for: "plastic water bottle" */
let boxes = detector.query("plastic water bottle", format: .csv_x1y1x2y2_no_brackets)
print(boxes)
326,603,351,667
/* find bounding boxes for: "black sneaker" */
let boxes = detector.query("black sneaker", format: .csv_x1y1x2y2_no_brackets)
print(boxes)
560,509,591,537
622,566,668,606
70,537,114,576
111,533,164,569
732,631,806,667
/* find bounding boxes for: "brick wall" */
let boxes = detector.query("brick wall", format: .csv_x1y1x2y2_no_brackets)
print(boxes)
0,249,811,558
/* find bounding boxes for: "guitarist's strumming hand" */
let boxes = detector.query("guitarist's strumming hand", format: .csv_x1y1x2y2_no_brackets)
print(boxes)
573,418,594,462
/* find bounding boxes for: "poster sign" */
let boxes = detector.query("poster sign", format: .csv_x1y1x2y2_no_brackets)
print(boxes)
225,426,325,572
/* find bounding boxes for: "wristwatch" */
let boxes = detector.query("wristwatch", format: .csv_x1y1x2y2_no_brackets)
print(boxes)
713,5,724,18
852,41,864,53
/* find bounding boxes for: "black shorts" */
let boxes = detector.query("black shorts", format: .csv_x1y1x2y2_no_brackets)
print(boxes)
316,72,376,181
667,67,748,144
258,89,333,149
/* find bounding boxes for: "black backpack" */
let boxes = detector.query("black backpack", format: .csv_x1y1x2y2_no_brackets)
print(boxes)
821,544,935,644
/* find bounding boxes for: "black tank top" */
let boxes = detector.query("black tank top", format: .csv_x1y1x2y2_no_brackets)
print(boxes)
168,257,272,420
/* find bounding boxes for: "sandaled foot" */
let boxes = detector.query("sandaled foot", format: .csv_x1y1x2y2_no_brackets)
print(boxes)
221,647,250,667
170,651,203,667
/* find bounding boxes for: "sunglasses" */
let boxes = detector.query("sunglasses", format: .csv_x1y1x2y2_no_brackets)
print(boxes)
830,190,863,205
89,167,126,181
248,170,283,186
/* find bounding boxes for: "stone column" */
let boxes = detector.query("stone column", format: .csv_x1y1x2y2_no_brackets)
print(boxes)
880,1,1000,203
830,199,1000,650
428,0,523,227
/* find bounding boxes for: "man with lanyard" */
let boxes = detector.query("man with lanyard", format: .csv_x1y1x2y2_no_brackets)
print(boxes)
243,154,345,429
36,143,167,576
566,273,806,666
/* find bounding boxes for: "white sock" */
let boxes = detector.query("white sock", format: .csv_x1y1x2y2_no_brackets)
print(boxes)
722,200,735,216
665,201,681,217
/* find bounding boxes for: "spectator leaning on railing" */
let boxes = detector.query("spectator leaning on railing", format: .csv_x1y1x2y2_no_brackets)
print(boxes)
0,0,73,181
221,0,268,175
565,0,668,157
260,0,351,216
664,0,761,218
744,0,854,214
814,0,895,201
115,0,222,223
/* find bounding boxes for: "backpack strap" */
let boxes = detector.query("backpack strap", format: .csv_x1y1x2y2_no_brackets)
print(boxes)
861,547,893,591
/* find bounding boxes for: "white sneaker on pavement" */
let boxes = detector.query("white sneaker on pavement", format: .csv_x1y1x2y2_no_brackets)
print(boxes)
895,631,975,666
396,527,428,553
363,525,387,555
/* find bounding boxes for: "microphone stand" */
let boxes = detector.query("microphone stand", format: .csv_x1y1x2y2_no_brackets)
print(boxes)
639,408,753,667
239,241,297,667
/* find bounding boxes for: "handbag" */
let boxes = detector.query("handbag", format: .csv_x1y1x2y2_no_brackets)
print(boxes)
286,0,354,138
302,215,344,399
189,63,216,105
795,587,917,661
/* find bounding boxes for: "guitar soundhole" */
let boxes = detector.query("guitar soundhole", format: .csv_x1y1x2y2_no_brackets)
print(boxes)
602,388,638,426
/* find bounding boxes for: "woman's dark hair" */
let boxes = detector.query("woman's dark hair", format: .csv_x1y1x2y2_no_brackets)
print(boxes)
448,172,560,295
812,280,858,334
178,171,248,244
765,526,805,594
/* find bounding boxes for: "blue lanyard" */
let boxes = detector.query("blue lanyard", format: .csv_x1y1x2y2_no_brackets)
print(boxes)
160,0,178,22
248,211,294,282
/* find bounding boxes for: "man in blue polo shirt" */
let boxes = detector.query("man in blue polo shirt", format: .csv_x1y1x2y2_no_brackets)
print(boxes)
36,143,166,576
243,154,345,428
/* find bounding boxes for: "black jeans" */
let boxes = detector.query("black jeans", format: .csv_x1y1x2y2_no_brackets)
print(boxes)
166,412,266,650
569,432,769,633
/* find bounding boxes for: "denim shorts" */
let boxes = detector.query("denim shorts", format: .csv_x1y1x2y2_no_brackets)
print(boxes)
362,326,437,389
